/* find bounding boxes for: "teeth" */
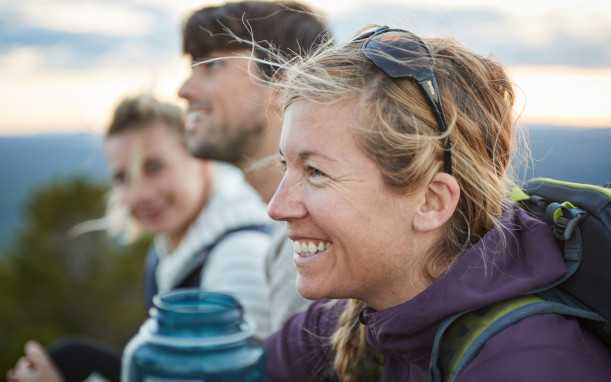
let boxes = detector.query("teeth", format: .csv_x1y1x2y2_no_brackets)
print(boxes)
293,241,302,253
185,111,202,132
291,240,331,257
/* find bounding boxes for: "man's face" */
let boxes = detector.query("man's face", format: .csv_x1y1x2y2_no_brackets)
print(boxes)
178,50,270,165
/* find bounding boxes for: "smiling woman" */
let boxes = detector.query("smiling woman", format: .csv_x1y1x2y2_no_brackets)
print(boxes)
104,97,209,246
272,98,434,307
103,95,272,328
8,95,274,382
263,26,611,381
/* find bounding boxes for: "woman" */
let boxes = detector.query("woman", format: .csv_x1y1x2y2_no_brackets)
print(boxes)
263,27,611,381
9,95,272,382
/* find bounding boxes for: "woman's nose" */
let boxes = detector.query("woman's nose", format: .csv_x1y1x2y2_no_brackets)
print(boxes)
267,175,307,221
124,180,153,208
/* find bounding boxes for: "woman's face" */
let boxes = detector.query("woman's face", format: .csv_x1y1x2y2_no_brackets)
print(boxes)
268,98,427,309
105,123,209,242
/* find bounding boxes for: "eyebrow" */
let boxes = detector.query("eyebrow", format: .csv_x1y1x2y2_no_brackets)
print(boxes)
278,148,337,163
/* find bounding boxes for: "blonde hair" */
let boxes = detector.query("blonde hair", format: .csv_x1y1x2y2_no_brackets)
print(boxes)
72,95,187,242
277,28,517,380
106,94,185,139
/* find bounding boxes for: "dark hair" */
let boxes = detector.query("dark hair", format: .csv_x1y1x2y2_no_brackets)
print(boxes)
106,95,185,138
182,1,331,77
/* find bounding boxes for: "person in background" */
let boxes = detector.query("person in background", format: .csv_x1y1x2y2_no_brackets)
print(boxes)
263,26,611,381
8,95,272,382
178,0,332,332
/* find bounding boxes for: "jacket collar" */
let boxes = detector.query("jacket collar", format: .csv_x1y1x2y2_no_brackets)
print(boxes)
360,207,566,365
154,162,270,293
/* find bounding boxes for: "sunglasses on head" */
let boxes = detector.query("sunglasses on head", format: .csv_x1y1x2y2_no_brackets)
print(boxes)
352,26,452,175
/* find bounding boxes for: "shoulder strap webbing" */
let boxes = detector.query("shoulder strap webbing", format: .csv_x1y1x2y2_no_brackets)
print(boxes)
429,295,603,382
143,224,272,311
143,246,160,312
175,224,272,290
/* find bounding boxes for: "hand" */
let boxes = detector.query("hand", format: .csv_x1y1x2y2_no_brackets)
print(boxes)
6,341,63,382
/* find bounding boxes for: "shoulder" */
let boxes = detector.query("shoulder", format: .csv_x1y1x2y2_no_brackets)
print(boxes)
211,162,266,207
265,300,345,381
209,229,271,259
201,164,272,239
458,313,611,382
266,234,293,275
264,225,291,280
268,299,344,342
203,230,271,281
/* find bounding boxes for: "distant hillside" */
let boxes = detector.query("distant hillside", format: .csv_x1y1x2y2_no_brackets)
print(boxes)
0,133,109,248
0,127,609,250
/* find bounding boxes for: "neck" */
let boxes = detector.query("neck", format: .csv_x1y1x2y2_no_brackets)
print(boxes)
166,231,184,251
237,110,282,203
165,169,212,251
364,231,443,311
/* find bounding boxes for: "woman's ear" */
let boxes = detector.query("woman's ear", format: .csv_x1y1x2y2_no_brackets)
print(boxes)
412,173,460,232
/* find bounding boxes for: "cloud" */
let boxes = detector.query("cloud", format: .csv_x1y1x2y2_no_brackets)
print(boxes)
0,24,124,69
0,1,179,71
0,47,189,134
331,4,611,68
18,1,155,37
1,0,611,134
3,1,610,70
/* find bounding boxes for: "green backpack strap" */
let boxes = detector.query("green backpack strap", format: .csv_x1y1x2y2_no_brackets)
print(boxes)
511,185,530,202
428,295,603,382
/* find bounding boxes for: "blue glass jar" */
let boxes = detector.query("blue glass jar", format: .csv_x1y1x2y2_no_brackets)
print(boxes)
122,289,265,382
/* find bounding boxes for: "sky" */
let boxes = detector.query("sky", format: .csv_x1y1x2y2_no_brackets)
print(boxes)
1,0,611,135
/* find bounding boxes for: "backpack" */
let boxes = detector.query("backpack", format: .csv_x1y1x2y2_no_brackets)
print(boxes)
428,177,611,382
143,224,272,311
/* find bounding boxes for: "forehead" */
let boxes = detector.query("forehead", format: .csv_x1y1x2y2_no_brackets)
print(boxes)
280,98,365,159
193,49,253,65
207,48,251,58
105,123,182,163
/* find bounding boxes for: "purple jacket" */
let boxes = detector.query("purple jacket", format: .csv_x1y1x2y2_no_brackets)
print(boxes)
265,207,611,381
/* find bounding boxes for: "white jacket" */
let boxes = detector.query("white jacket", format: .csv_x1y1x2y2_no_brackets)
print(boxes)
154,162,272,338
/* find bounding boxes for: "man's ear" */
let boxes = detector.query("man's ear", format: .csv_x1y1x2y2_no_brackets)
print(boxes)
412,173,460,232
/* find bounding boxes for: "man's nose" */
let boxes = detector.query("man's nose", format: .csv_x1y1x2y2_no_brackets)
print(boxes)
177,76,194,100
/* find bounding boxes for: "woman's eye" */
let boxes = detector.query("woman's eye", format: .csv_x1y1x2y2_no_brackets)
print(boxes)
305,165,326,180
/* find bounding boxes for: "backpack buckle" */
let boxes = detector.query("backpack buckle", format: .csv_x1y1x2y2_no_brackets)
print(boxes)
545,202,586,241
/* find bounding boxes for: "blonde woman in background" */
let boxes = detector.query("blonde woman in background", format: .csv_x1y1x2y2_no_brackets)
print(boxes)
8,95,273,382
263,26,611,381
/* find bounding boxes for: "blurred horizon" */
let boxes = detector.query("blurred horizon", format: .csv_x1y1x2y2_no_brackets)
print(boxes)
2,0,611,135
1,124,610,250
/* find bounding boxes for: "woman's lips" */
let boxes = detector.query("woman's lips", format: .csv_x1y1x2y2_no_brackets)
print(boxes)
290,239,332,267
133,207,163,223
290,239,331,257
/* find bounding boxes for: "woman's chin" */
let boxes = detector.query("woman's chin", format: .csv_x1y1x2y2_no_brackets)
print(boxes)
296,276,328,300
138,223,164,236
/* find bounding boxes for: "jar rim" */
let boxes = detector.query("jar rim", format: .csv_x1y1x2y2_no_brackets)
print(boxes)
153,289,241,315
